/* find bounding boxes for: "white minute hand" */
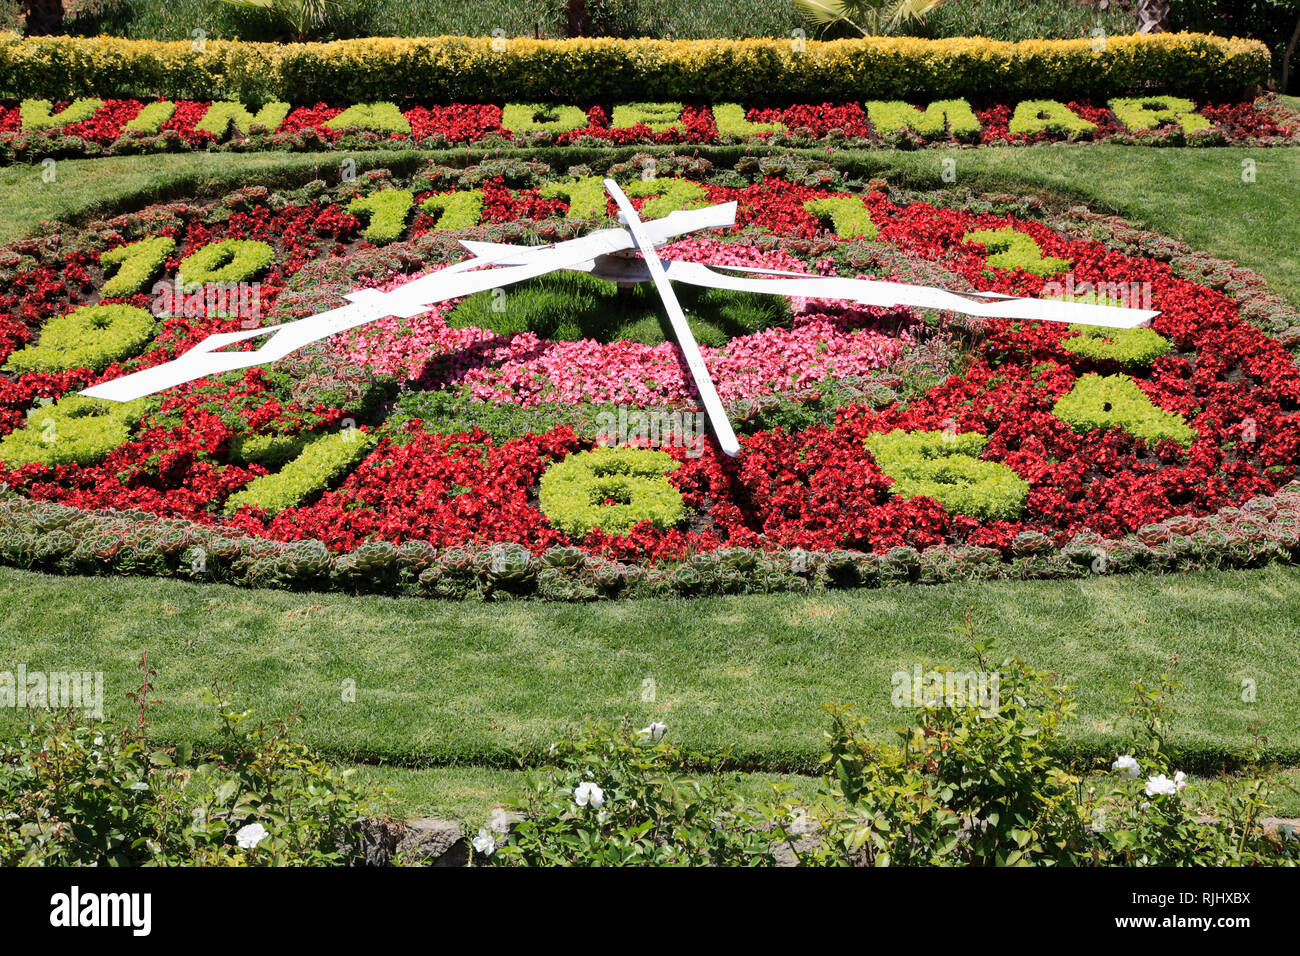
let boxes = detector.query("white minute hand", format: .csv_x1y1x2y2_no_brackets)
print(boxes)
602,179,741,458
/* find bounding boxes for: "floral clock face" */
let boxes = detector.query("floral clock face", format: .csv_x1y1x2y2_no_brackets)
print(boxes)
2,153,1299,599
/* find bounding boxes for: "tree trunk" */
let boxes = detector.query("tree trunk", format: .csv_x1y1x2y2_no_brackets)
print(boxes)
1136,0,1171,35
1284,14,1300,94
21,0,65,36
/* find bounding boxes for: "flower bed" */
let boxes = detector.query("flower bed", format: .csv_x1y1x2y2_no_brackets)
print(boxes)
3,151,1300,600
1,94,1296,162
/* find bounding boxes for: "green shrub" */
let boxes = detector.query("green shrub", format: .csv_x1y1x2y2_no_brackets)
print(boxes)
1061,324,1173,368
122,98,176,133
803,196,879,239
178,238,274,290
622,176,707,218
1008,99,1097,138
611,101,683,132
225,429,377,515
1052,373,1197,448
1109,95,1213,133
963,227,1070,277
0,394,147,468
865,98,980,139
541,176,609,219
194,99,290,136
539,447,685,538
348,188,413,243
865,429,1029,521
228,431,310,469
0,682,370,866
19,96,102,129
419,189,483,230
3,304,156,375
789,638,1299,867
482,720,787,866
500,102,590,135
0,34,1268,104
99,235,176,298
712,102,786,137
324,100,411,134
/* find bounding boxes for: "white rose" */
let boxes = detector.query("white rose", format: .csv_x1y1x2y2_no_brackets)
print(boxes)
1112,754,1140,779
236,822,268,849
472,828,495,856
574,781,605,810
1174,770,1187,792
1144,774,1178,797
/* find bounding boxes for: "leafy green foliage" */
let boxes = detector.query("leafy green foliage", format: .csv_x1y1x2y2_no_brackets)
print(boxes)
225,429,377,515
1061,324,1173,368
194,99,291,137
540,176,609,218
786,633,1300,866
712,102,787,137
1053,373,1197,448
99,235,176,298
324,101,412,134
3,304,156,375
19,97,103,130
485,721,788,866
1008,99,1098,138
0,678,370,866
803,196,879,239
1109,95,1214,134
963,226,1070,276
539,447,684,538
865,429,1029,520
622,176,708,218
611,102,684,133
418,189,483,230
348,187,413,243
447,270,790,348
122,99,177,133
865,98,980,139
178,238,275,290
500,102,590,135
0,394,148,468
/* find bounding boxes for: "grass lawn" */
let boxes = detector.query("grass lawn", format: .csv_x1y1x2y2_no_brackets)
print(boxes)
3,564,1300,773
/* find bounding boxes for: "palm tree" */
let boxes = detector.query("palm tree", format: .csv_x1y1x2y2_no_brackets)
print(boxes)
794,0,952,37
218,0,341,42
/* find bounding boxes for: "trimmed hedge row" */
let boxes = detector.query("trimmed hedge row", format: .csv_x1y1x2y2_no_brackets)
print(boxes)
0,32,1269,105
2,485,1299,601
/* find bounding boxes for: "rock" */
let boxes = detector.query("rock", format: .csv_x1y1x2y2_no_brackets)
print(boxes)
353,817,403,867
398,818,470,867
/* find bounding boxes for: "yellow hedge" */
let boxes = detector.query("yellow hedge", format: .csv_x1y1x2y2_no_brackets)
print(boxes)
0,32,1269,105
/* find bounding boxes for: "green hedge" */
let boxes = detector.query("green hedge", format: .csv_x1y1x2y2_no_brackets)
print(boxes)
0,33,1269,105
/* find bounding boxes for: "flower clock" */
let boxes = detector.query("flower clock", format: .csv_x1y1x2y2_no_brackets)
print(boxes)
2,153,1299,600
